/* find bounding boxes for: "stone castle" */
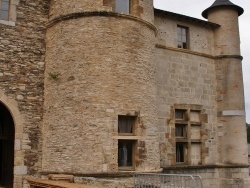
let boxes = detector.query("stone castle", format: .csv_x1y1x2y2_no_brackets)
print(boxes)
0,0,249,187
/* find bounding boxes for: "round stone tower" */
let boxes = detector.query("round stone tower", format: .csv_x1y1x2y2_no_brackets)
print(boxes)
42,0,160,174
202,0,248,165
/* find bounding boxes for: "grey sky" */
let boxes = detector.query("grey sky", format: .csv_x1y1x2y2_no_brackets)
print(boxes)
154,0,250,122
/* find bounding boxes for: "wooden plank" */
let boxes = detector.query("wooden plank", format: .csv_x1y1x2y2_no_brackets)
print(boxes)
26,178,97,188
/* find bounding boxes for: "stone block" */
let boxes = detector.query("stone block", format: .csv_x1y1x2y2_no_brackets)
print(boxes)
14,166,27,175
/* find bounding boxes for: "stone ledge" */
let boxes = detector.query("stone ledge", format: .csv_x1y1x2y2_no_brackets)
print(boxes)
162,164,249,170
26,178,96,188
41,171,135,178
46,11,157,33
48,174,74,183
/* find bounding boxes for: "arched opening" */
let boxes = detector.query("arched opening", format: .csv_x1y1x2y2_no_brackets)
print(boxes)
0,102,14,187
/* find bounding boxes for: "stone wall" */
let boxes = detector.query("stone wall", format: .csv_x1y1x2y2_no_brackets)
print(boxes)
43,0,160,174
155,14,215,55
49,0,154,24
0,0,49,187
164,167,250,188
155,47,218,166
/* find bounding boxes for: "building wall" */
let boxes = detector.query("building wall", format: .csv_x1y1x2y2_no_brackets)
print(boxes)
0,0,49,187
0,1,249,188
155,15,218,167
155,16,215,55
42,0,160,174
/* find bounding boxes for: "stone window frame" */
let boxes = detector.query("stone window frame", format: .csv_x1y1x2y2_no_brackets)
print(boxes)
174,104,204,165
117,115,138,170
177,25,189,49
0,91,26,188
103,0,143,17
0,0,19,26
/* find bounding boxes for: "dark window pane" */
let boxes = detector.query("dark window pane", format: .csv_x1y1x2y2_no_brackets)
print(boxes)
115,0,130,14
176,143,185,163
118,140,133,167
0,10,8,20
118,115,135,134
1,1,9,11
175,110,186,120
183,42,187,49
175,124,186,137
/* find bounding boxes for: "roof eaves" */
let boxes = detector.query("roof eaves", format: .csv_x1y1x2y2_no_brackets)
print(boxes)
154,8,220,29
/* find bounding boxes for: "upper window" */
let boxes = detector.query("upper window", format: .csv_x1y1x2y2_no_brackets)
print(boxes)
0,0,9,20
115,0,130,14
177,26,188,49
175,109,187,120
0,0,18,26
118,115,136,135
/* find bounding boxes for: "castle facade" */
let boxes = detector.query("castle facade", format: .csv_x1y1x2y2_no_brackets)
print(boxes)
0,0,249,187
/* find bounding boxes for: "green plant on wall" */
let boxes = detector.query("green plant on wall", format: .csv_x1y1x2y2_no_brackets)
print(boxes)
48,72,60,80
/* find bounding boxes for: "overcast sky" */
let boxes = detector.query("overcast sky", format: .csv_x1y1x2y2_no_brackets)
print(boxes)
153,0,250,123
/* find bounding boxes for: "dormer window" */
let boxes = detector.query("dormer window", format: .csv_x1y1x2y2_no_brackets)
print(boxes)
115,0,130,14
0,0,9,20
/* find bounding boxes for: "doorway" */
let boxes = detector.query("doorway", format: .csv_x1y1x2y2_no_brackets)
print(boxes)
0,103,14,188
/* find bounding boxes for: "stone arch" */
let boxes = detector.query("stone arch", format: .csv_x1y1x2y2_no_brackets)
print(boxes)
0,90,27,188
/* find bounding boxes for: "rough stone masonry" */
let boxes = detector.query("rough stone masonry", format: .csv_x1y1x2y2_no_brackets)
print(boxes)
0,0,249,187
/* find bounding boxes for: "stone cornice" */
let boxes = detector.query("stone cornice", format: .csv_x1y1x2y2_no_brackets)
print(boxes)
156,44,215,59
156,44,244,60
215,54,243,60
47,11,157,33
162,164,249,170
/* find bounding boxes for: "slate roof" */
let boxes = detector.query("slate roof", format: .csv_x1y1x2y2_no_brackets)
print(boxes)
154,9,220,29
202,0,244,19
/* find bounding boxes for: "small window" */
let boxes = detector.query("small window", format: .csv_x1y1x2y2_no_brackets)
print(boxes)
118,115,136,135
176,143,186,163
115,0,130,14
0,0,9,20
175,124,187,138
177,26,188,49
118,140,134,167
175,109,186,120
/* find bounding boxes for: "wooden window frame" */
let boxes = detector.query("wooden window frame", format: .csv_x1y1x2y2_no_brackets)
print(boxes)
175,124,187,138
176,142,187,163
118,115,136,136
117,114,138,170
118,140,137,170
175,109,187,120
174,106,202,165
177,25,189,49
